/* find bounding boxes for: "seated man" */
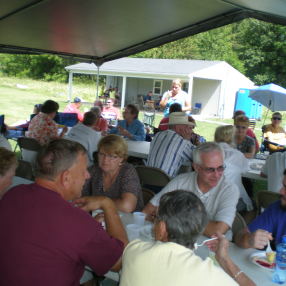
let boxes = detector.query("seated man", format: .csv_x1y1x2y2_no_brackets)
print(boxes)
147,112,194,178
64,97,84,122
66,111,102,166
235,169,286,248
261,152,286,193
144,142,240,237
102,98,120,122
0,139,128,285
263,112,286,152
121,190,254,286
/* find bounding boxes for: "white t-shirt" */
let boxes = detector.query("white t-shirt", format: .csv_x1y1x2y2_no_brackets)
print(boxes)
120,240,238,286
150,172,239,227
66,123,101,166
219,142,253,211
261,152,286,193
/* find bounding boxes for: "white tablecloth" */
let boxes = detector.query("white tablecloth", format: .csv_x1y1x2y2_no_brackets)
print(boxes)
126,140,150,159
98,212,277,285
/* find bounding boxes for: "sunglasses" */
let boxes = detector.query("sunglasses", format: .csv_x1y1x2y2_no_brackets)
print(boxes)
272,117,282,120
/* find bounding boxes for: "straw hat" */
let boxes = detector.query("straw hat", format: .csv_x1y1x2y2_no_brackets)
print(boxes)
169,112,195,126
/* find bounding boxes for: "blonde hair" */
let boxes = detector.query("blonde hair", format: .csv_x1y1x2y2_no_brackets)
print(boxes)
172,79,182,87
234,115,249,127
214,125,234,145
0,147,17,176
98,135,128,160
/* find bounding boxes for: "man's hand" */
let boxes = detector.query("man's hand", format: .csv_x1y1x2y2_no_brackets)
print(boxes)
73,196,112,212
248,229,272,249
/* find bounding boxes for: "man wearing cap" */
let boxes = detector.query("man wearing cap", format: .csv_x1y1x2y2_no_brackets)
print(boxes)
146,112,195,178
64,97,84,122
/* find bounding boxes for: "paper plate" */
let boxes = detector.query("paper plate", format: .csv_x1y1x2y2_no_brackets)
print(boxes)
249,251,275,271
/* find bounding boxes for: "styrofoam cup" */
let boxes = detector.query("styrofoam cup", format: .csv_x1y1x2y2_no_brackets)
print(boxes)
133,212,146,226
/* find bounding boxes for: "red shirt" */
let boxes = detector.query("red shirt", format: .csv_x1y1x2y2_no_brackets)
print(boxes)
0,184,123,286
158,117,169,131
246,128,259,152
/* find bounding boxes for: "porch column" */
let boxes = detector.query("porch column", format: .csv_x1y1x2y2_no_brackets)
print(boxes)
187,76,193,107
67,72,73,102
121,76,127,110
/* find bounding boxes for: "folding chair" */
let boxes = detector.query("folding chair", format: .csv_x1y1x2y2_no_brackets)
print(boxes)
54,112,78,127
17,137,42,165
135,166,171,194
231,212,247,241
15,160,34,180
255,190,280,216
142,188,155,206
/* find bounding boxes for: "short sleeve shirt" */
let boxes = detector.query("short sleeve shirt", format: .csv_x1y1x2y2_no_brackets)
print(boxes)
27,112,58,145
248,201,286,245
150,172,239,227
0,183,124,286
83,163,144,211
236,135,255,154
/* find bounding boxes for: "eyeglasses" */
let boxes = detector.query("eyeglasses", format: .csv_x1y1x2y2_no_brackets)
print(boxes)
199,164,226,174
107,101,112,104
235,125,247,129
272,117,282,120
98,152,119,160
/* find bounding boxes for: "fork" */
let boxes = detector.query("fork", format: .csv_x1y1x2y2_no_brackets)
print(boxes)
194,237,218,249
266,240,273,254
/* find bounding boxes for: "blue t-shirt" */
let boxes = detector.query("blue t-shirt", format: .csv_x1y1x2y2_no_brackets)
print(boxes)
248,200,286,245
109,119,146,141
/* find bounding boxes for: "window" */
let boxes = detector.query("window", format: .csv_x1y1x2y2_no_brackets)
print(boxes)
182,82,189,92
153,80,163,95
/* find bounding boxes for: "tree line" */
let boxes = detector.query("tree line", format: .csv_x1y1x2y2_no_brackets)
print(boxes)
0,18,286,86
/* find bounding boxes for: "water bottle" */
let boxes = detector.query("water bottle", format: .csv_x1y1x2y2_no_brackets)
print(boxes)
272,235,286,284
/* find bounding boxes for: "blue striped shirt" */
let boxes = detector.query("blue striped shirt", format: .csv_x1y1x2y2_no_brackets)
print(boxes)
146,130,194,177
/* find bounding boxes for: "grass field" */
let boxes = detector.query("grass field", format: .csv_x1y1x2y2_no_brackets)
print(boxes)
0,75,269,193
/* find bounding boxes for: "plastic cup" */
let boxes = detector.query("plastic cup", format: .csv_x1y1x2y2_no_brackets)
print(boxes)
126,224,140,241
133,212,146,226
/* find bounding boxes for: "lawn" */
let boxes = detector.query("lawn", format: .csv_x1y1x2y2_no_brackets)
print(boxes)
1,75,268,194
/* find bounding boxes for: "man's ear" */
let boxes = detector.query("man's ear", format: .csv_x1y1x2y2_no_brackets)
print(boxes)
59,169,70,189
193,163,199,172
158,221,169,242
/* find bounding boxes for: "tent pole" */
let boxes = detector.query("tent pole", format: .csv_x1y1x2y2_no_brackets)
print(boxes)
96,65,100,99
68,72,73,102
121,76,127,110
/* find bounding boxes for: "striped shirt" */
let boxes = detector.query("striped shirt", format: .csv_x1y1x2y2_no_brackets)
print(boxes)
146,130,194,177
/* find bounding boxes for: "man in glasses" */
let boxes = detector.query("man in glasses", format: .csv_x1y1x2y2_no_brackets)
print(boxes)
102,98,120,123
143,142,239,238
263,112,286,152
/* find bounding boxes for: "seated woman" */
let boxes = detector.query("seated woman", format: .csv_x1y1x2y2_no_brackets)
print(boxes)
234,115,255,158
0,147,17,198
82,134,144,212
263,112,286,152
90,106,108,132
214,125,253,211
109,104,145,141
27,100,68,145
120,190,255,286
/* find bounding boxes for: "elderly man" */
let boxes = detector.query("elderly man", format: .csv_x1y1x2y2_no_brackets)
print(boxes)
0,139,128,285
66,111,102,166
235,169,286,249
146,112,195,178
121,191,254,286
144,142,240,237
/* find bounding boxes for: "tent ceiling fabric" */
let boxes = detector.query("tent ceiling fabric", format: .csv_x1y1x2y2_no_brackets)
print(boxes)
1,0,286,64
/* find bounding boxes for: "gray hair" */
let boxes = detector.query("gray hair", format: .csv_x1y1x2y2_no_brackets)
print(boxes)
193,142,224,165
90,106,101,118
157,190,208,248
35,139,86,180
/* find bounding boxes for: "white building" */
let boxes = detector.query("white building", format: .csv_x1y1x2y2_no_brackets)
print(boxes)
65,57,254,119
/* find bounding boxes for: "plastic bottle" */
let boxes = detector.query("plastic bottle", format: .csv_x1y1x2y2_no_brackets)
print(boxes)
272,235,286,284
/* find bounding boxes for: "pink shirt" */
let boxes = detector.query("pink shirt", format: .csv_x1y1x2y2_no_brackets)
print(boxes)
95,117,108,131
64,103,84,121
